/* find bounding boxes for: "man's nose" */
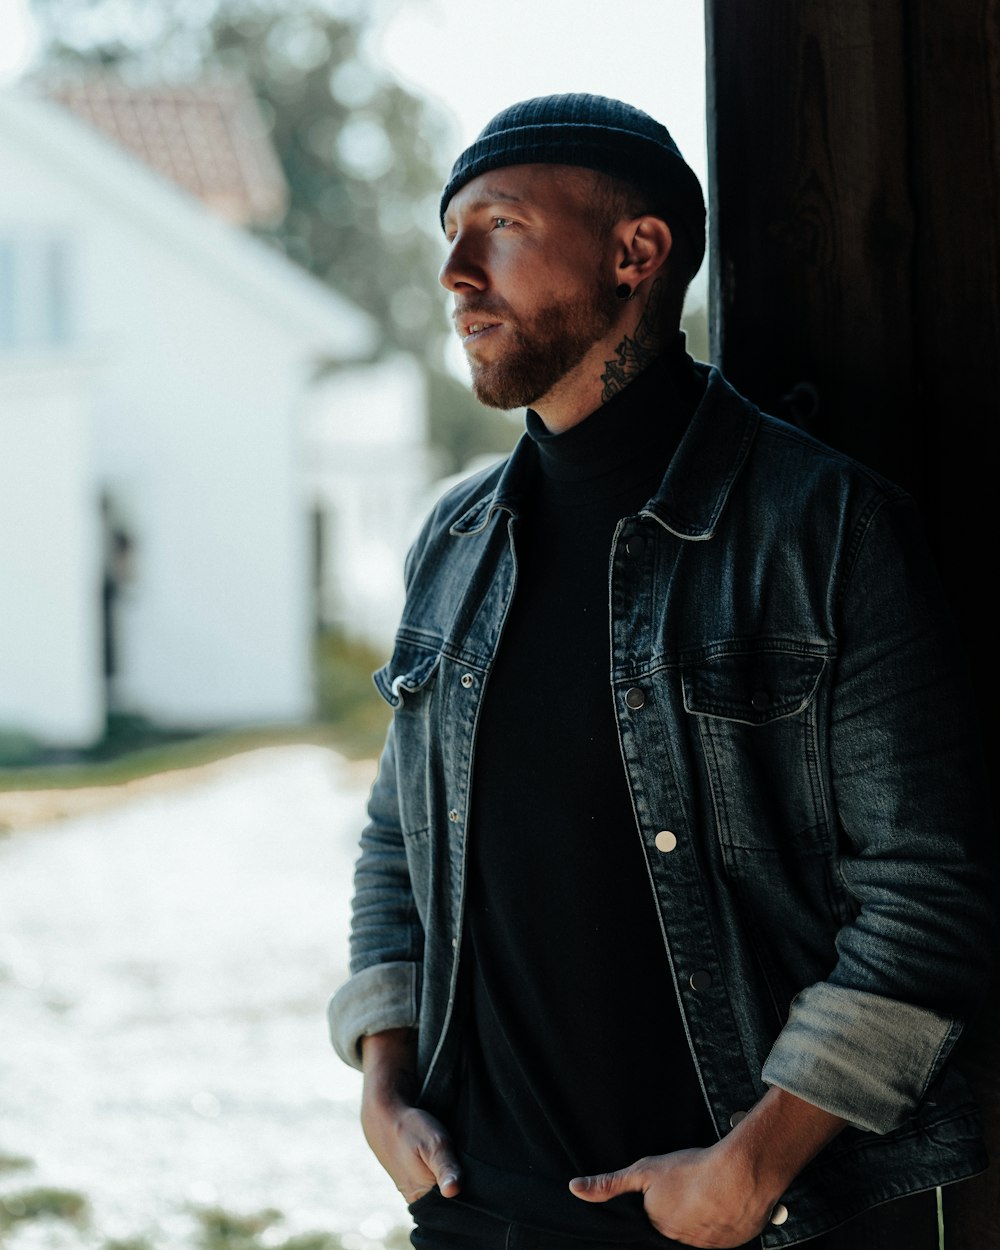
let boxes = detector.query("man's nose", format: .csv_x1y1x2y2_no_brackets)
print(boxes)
439,235,486,292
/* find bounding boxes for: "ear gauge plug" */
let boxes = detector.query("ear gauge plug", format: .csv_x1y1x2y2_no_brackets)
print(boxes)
616,282,633,300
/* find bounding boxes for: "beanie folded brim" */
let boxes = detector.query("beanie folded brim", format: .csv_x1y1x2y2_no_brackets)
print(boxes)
439,94,706,276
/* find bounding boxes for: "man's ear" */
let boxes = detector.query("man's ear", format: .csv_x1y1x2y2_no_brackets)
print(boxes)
616,216,673,286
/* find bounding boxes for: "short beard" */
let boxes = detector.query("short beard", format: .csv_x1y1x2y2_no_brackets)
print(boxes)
467,279,619,410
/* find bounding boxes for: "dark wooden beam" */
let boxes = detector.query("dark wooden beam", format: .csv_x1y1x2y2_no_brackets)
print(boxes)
705,3,1000,1245
905,10,1000,1243
706,3,920,485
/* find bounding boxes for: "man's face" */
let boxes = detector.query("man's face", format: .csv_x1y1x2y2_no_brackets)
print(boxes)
439,165,620,410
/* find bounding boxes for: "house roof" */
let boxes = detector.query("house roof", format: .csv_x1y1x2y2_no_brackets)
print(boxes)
0,84,377,361
42,71,290,229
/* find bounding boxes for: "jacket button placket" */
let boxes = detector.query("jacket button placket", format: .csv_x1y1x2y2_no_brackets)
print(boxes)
654,829,678,853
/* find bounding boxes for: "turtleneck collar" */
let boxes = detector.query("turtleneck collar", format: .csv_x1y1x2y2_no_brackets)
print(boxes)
524,333,703,484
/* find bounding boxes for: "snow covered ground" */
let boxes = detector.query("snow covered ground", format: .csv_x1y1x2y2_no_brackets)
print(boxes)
0,745,410,1249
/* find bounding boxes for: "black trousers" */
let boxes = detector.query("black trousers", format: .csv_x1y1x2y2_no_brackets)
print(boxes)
409,1186,940,1250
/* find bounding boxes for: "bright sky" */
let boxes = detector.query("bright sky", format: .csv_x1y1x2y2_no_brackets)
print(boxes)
373,0,707,186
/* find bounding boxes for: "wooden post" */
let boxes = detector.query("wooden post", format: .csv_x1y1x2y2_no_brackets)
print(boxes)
705,2,1000,1245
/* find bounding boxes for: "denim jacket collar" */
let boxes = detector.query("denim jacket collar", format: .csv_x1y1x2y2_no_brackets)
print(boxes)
449,365,760,542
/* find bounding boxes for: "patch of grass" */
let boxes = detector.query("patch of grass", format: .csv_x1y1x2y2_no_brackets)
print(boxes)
276,1234,345,1250
191,1204,284,1250
0,1185,89,1230
0,629,391,793
103,1238,155,1250
0,721,345,793
0,1152,33,1175
313,629,391,760
0,730,42,768
188,1204,415,1250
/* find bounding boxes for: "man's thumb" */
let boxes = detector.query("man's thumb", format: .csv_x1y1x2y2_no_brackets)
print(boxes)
568,1166,640,1204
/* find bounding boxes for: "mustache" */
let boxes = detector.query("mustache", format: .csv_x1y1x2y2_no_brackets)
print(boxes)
451,296,516,329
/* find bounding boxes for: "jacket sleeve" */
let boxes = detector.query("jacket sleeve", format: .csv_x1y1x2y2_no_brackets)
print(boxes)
325,500,455,1071
327,717,424,1070
761,491,998,1133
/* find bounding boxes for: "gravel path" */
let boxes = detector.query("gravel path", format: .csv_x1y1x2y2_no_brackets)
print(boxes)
0,745,409,1249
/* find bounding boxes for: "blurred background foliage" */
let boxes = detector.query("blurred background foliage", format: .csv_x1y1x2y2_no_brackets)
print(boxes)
26,0,523,476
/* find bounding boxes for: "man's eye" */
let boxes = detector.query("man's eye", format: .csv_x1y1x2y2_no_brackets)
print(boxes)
492,217,513,229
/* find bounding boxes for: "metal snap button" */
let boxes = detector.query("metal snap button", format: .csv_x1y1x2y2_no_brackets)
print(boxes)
625,687,645,709
770,1203,789,1226
689,969,712,991
460,673,474,688
626,533,646,556
448,809,460,823
750,689,771,710
654,830,678,853
729,1109,748,1128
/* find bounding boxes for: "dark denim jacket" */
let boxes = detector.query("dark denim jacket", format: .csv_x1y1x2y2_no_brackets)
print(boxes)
329,365,996,1246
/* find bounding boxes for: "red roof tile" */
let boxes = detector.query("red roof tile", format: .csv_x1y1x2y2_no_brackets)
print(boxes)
43,71,290,228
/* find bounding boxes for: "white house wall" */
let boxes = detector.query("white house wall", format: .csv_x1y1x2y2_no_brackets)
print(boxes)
0,354,103,745
0,90,379,741
83,228,315,728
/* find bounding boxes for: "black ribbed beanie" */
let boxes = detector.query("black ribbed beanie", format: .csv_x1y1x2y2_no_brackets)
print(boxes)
439,93,706,274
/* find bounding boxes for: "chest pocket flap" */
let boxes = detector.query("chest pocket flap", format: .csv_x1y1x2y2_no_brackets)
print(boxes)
374,638,443,708
682,648,826,725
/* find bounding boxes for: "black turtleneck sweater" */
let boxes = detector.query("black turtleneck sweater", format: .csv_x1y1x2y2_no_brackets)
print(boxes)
448,344,717,1242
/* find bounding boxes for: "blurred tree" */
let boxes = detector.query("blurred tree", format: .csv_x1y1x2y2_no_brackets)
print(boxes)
27,0,522,469
426,368,522,477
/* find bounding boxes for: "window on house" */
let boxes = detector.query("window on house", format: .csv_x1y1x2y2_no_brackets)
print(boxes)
0,233,74,350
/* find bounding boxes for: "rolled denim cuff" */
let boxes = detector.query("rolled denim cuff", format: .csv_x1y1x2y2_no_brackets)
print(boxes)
761,983,961,1134
327,960,421,1070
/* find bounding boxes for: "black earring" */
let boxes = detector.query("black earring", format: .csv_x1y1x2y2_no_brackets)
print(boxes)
616,282,632,300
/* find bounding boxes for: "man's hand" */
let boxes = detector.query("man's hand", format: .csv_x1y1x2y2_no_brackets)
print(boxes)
361,1095,462,1204
569,1085,846,1248
360,1029,462,1205
569,1141,774,1247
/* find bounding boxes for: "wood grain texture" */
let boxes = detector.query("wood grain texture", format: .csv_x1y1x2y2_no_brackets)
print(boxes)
706,3,1000,1245
706,0,917,486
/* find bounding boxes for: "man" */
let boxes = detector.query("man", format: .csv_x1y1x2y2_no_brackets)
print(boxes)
328,94,996,1249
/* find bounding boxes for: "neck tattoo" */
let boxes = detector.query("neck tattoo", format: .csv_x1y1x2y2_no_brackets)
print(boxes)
599,278,664,402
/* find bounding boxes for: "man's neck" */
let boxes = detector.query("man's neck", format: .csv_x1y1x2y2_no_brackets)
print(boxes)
532,283,672,433
532,330,668,433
